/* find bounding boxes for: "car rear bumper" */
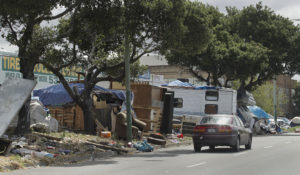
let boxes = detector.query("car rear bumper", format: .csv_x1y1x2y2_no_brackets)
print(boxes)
192,134,237,146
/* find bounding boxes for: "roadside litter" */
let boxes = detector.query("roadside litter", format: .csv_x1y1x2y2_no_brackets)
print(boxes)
133,140,153,152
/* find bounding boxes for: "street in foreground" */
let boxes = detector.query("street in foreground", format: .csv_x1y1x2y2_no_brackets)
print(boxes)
4,136,300,175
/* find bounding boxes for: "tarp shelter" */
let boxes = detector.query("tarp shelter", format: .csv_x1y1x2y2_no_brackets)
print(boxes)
194,86,218,90
162,80,194,88
33,83,127,106
290,117,300,127
162,80,219,90
247,105,270,119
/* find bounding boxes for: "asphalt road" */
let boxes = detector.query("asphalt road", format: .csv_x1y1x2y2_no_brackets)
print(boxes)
4,136,300,175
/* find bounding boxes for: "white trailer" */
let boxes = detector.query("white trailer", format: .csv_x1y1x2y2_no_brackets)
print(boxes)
168,86,237,134
171,87,237,117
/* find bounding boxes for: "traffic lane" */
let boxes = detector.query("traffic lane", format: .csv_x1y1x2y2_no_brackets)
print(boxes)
114,135,300,175
4,136,300,175
182,136,300,175
110,136,300,175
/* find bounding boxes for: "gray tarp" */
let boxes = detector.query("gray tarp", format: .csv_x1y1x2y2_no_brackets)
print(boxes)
0,78,37,136
30,100,58,132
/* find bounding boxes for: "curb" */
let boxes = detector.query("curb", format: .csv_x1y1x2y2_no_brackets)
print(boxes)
46,141,193,166
152,140,193,150
253,133,300,137
52,150,119,165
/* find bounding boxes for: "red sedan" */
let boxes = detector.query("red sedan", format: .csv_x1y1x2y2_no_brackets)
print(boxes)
192,114,252,152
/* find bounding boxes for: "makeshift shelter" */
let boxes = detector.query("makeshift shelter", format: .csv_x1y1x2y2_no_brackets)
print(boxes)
162,80,194,88
247,106,270,119
34,83,126,106
290,117,300,127
112,81,165,132
33,83,127,131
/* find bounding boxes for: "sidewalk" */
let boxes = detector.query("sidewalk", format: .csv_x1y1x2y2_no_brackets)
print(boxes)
254,132,300,137
278,132,300,136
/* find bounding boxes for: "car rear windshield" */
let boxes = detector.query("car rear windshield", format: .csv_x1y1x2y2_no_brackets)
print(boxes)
200,116,233,125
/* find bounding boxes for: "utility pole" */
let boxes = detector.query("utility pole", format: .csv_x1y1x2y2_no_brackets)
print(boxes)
125,33,132,142
273,76,277,124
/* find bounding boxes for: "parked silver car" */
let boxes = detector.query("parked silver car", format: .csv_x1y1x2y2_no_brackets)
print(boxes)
193,114,252,152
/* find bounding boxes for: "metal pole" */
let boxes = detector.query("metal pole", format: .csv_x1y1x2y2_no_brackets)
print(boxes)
273,77,277,124
125,33,132,142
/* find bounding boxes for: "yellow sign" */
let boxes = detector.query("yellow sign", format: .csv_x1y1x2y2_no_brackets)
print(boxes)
2,56,82,78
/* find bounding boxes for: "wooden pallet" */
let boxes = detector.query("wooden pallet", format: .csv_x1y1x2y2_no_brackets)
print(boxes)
47,105,84,130
151,108,162,133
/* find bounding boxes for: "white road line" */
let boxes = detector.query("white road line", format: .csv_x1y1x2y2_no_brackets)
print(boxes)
234,152,248,156
186,162,207,168
285,141,292,144
264,146,273,149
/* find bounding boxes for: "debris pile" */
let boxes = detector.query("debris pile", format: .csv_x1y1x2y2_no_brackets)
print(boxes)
0,132,131,172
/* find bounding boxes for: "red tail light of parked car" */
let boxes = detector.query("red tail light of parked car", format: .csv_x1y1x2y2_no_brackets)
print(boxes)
218,126,232,133
193,125,207,133
193,125,232,133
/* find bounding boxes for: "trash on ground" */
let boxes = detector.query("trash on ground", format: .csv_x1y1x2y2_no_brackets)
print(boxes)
133,140,153,152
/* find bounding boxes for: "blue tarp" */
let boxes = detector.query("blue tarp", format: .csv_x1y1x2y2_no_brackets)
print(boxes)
247,105,270,119
162,80,219,90
162,80,194,87
194,86,217,90
33,83,126,106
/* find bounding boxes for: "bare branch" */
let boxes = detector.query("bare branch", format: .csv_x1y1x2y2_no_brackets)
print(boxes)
95,71,125,83
56,43,78,70
55,8,79,41
245,72,273,91
36,2,80,22
4,17,20,45
88,33,97,63
42,64,78,102
189,68,210,85
102,48,156,72
76,71,85,77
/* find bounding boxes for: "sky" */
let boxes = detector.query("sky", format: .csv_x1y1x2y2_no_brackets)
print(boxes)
2,0,300,52
198,0,300,81
1,0,300,79
199,0,300,19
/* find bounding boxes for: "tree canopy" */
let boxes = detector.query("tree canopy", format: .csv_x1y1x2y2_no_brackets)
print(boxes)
0,0,79,133
166,2,300,96
37,0,187,133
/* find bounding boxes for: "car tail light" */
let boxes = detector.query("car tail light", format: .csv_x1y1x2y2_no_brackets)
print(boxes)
193,125,206,132
218,125,232,133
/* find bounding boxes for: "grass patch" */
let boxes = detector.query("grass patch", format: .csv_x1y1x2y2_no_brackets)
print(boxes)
282,126,300,133
0,155,34,172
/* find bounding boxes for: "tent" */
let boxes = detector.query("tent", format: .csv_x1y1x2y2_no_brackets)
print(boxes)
290,117,300,127
247,105,270,119
33,83,126,106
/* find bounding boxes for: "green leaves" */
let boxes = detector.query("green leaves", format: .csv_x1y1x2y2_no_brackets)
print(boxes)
227,2,298,76
166,2,299,91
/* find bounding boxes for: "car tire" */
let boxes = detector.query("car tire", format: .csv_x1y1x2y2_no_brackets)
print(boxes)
209,146,215,150
194,144,201,152
245,136,252,150
232,137,240,152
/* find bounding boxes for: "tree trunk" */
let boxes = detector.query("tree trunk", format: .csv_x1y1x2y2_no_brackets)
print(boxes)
81,98,96,134
16,57,35,134
237,81,247,101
